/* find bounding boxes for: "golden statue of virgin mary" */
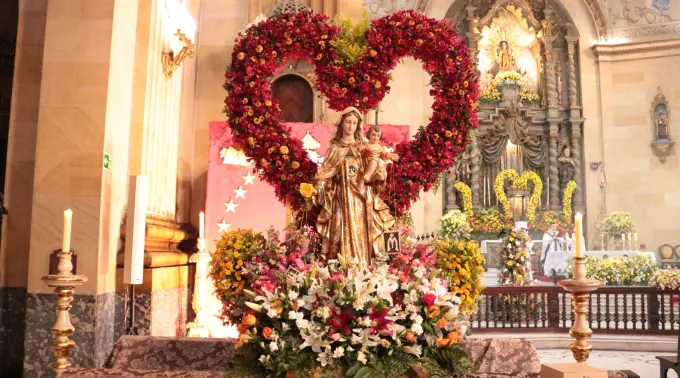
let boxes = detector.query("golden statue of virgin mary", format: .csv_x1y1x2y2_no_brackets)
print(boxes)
313,107,396,264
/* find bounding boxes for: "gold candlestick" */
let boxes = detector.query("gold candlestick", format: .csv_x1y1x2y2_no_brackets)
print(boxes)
41,250,88,375
559,257,602,363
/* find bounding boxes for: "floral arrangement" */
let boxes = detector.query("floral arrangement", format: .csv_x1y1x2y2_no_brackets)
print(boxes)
469,207,512,234
519,87,540,104
562,180,577,221
600,211,636,240
498,229,535,286
650,269,680,291
494,71,525,87
232,258,473,378
433,238,486,315
494,169,519,220
479,84,501,104
530,211,573,232
331,11,371,66
514,171,542,223
566,255,657,286
453,181,473,218
439,210,473,241
224,10,478,223
210,226,322,325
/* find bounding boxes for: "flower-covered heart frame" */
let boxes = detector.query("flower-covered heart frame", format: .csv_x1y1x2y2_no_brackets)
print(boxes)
224,10,479,220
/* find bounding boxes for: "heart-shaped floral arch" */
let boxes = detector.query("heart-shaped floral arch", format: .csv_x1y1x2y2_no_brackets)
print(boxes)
224,10,479,220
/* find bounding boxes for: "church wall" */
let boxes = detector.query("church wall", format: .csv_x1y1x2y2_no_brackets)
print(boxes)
595,45,680,250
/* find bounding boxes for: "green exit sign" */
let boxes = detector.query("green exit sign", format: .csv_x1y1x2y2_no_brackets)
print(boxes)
104,153,112,170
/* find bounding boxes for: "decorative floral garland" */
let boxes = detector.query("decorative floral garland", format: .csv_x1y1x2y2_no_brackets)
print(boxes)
453,181,473,218
498,229,534,286
562,180,577,221
515,171,542,223
434,238,486,315
224,10,478,221
494,169,519,220
494,169,542,222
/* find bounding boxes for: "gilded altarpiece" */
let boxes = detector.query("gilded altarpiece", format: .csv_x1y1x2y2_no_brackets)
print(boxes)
443,0,585,218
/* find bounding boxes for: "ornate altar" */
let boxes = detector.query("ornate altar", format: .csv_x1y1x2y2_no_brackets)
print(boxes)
444,0,585,221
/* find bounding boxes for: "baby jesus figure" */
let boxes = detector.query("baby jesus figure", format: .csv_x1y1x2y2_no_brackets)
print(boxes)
362,125,400,183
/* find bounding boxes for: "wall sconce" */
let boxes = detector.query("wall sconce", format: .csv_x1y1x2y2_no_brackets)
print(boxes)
161,0,196,78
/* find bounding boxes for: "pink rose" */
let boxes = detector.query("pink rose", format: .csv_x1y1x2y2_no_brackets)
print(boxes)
422,293,436,307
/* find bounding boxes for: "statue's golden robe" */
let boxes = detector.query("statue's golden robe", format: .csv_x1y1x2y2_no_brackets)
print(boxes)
314,140,395,263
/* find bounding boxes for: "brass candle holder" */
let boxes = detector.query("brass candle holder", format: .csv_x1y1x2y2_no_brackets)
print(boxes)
558,256,602,363
187,237,211,337
41,250,88,375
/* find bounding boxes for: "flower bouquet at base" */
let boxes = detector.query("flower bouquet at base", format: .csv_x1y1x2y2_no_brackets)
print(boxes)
565,255,656,286
226,256,473,378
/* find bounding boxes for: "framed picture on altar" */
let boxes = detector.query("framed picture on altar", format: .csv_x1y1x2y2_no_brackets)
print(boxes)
515,221,528,230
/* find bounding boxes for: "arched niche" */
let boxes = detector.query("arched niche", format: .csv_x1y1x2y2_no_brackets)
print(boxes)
272,74,315,123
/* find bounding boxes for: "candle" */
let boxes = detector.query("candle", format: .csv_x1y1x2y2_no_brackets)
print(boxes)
574,213,583,258
199,211,205,239
62,209,72,252
634,233,638,241
622,233,625,242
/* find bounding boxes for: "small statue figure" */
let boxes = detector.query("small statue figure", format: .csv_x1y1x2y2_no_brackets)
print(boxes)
497,40,518,72
362,125,400,184
558,145,576,190
656,118,669,140
313,107,396,264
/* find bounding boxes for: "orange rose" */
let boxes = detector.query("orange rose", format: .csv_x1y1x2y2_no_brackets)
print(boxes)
247,137,255,147
237,52,245,60
243,313,256,326
291,161,300,169
262,327,273,340
370,50,377,57
405,331,415,342
256,45,263,53
447,331,460,344
427,305,441,319
436,338,450,347
279,146,289,154
436,318,448,329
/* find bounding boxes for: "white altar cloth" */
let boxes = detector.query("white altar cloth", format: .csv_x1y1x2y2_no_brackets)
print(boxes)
565,250,657,264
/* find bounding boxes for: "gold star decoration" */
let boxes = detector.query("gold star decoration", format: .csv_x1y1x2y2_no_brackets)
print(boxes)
217,219,231,233
243,171,256,185
224,200,238,213
234,186,247,199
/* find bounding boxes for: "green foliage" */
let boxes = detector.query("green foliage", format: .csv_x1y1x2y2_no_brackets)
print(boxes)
427,345,474,376
227,345,317,378
332,10,371,66
346,352,415,378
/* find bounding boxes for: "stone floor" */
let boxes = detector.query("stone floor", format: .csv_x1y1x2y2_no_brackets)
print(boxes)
538,349,674,378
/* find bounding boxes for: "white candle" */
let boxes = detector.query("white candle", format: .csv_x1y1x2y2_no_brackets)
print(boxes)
62,209,72,252
634,233,638,241
574,213,583,258
199,211,205,239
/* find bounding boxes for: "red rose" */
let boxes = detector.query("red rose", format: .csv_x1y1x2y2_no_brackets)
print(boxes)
422,293,436,307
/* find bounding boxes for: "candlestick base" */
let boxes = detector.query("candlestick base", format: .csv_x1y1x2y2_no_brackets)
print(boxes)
558,278,602,363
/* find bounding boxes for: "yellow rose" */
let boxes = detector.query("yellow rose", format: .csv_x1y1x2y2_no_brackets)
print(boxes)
299,183,315,199
243,313,256,326
280,146,289,154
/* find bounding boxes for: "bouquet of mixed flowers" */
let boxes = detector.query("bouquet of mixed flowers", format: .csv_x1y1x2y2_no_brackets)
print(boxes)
439,210,473,241
650,269,680,291
498,229,535,286
469,207,513,234
231,257,473,378
433,238,486,315
494,71,525,87
530,211,573,233
600,211,636,240
566,255,656,286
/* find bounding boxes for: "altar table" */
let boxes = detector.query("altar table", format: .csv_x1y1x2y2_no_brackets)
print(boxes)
565,250,657,264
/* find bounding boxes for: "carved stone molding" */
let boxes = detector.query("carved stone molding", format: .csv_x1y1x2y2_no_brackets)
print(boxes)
416,0,432,13
609,23,680,41
651,140,675,163
118,215,195,269
582,0,609,41
593,38,680,62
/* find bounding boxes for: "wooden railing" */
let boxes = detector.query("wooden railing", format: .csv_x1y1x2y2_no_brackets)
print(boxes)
471,286,680,335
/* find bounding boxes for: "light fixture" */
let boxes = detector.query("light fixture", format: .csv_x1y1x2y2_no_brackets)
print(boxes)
161,0,196,78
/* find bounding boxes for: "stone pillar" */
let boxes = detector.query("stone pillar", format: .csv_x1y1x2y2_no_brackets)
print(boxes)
444,171,459,211
470,133,482,210
566,37,579,110
571,120,585,213
0,0,46,375
19,1,139,376
542,18,561,210
548,126,560,209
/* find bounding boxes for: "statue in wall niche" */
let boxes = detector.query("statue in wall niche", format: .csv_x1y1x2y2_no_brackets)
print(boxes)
493,40,519,74
558,145,576,190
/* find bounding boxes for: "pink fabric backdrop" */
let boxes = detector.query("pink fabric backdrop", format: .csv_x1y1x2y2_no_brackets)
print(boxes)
206,121,410,245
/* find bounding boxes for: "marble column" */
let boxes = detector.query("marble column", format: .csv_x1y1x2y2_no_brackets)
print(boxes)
566,37,579,110
543,29,560,210
470,133,482,210
444,170,459,211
